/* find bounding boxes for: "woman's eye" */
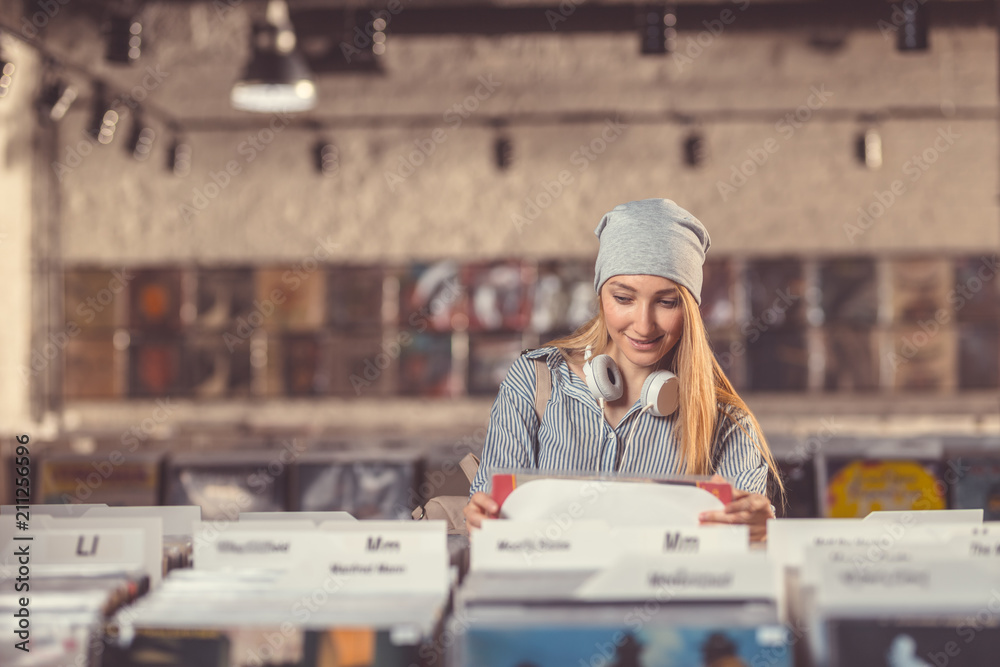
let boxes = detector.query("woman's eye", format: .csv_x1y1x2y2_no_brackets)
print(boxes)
613,295,631,304
660,300,678,308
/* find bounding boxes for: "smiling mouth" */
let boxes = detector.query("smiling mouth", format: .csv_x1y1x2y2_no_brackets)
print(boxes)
626,335,664,347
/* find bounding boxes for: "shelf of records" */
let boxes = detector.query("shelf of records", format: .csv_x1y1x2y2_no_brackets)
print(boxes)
1,432,999,525
4,472,1000,667
56,253,1000,400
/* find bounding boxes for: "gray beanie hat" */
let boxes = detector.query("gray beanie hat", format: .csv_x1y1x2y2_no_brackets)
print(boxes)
593,198,712,304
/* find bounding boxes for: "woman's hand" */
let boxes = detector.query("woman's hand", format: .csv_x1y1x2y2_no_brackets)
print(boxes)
463,492,499,531
698,487,775,543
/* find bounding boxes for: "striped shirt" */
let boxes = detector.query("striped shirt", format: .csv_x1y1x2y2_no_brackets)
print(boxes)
470,347,768,496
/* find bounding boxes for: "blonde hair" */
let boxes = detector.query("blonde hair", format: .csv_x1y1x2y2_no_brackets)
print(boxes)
545,285,785,504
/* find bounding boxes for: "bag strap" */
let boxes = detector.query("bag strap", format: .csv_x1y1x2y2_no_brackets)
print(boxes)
459,452,480,484
532,358,551,423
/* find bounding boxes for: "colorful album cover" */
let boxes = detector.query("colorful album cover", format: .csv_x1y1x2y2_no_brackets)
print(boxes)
818,257,878,325
490,472,733,508
822,327,879,391
828,618,1000,667
701,258,737,331
184,334,253,397
463,261,535,332
37,452,163,506
302,628,421,667
468,334,524,396
398,333,455,397
531,259,596,339
744,259,806,331
293,452,422,519
744,330,808,392
129,338,185,397
822,457,946,518
950,456,1000,521
254,267,326,331
957,323,999,389
327,334,394,397
65,268,127,331
164,454,288,520
129,269,183,332
327,266,385,331
461,624,791,667
399,261,467,333
194,268,255,330
64,338,123,399
889,257,951,324
885,325,957,391
953,255,1000,323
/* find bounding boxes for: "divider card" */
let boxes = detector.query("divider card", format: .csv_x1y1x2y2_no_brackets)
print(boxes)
193,526,322,572
297,521,449,596
573,553,775,602
816,558,1000,612
471,522,750,572
0,515,157,584
471,519,613,572
33,515,162,587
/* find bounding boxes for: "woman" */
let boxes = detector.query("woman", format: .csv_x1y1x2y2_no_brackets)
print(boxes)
464,198,782,541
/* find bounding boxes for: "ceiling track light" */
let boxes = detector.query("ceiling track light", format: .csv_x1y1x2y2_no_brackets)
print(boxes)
231,0,316,113
683,130,708,168
128,112,156,161
38,68,77,122
0,46,14,99
856,128,883,170
896,2,929,52
314,139,339,176
494,134,514,171
167,135,192,177
105,12,143,64
639,3,676,56
88,85,120,145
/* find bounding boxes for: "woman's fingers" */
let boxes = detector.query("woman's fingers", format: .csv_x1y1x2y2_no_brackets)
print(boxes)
463,492,499,531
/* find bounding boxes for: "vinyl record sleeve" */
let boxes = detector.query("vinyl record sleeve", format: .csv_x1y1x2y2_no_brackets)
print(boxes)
460,624,791,667
194,268,255,331
531,259,595,338
463,260,534,332
164,452,289,520
828,617,1000,667
129,269,183,332
889,257,952,324
292,451,423,520
822,457,946,518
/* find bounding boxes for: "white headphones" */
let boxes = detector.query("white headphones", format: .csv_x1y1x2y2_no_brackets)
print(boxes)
583,346,680,417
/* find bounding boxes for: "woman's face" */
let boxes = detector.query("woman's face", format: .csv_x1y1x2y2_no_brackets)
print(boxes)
601,274,685,370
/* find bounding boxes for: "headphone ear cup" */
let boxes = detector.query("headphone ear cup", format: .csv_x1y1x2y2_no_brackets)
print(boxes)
584,354,624,401
640,371,680,417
